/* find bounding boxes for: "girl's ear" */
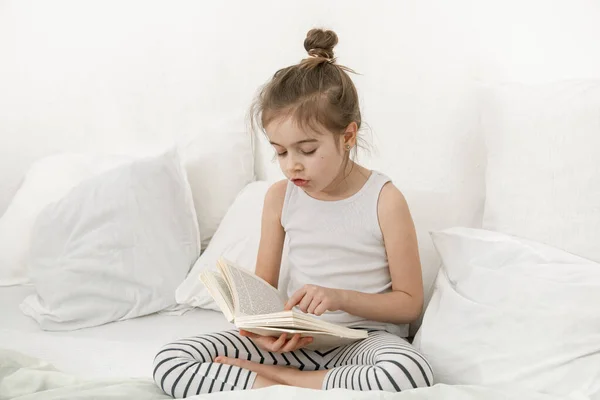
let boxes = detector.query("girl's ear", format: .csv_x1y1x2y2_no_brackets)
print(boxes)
342,122,358,148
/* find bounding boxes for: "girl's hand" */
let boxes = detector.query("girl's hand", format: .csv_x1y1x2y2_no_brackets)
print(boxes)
284,284,347,316
239,330,313,353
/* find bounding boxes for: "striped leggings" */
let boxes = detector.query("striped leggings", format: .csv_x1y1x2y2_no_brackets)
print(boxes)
153,329,433,397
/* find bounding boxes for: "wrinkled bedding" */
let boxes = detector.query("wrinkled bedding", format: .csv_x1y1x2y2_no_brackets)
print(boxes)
0,348,577,400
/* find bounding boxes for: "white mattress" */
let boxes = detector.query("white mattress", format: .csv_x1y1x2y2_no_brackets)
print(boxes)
0,285,233,379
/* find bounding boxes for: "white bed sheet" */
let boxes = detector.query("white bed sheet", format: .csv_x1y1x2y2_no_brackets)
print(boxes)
1,347,573,400
1,288,579,400
0,285,233,379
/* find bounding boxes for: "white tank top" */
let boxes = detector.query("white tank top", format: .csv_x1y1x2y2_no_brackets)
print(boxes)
281,170,408,337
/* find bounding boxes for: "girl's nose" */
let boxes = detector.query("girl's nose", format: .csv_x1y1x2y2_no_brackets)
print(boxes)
287,156,303,173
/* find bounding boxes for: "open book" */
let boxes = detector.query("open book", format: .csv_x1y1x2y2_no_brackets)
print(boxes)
199,257,368,350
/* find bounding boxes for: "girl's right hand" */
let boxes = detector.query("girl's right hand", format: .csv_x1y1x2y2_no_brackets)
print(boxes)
239,329,313,353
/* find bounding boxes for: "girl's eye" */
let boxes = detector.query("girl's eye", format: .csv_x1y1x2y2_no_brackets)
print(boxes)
277,151,287,157
301,149,317,155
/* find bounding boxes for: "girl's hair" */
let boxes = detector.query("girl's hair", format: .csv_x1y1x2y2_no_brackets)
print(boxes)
250,28,365,154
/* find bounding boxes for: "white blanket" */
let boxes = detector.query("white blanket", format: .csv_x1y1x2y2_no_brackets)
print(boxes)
0,348,581,400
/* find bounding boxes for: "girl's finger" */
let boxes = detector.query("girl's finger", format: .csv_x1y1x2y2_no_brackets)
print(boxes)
313,302,328,316
298,294,313,313
291,336,313,352
239,329,260,339
282,333,301,352
271,333,288,352
306,298,321,315
298,336,314,350
284,287,307,310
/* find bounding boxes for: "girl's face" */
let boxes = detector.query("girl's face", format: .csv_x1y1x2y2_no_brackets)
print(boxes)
265,116,347,194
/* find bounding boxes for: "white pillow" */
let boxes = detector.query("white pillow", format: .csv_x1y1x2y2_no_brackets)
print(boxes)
481,79,600,262
20,150,200,331
176,181,289,310
413,227,600,398
180,117,255,251
0,153,130,286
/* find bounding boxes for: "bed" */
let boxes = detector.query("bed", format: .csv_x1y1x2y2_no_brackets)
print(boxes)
0,287,568,400
0,285,233,380
2,2,600,400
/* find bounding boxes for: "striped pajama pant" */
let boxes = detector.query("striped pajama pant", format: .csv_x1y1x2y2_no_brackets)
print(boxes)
153,329,433,397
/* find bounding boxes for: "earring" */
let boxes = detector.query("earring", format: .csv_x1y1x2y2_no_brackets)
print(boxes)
345,144,351,150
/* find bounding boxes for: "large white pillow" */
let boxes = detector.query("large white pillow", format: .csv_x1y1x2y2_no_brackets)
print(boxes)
0,153,130,286
413,227,600,398
20,150,200,331
176,181,289,310
179,116,255,251
481,79,600,262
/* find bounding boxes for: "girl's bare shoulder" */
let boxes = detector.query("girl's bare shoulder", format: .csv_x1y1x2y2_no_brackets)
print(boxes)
264,179,288,216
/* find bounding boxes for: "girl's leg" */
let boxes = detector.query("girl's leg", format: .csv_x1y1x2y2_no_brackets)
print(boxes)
153,329,303,397
321,330,433,392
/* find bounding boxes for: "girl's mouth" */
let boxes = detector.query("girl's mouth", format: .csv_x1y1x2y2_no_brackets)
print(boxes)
292,179,308,187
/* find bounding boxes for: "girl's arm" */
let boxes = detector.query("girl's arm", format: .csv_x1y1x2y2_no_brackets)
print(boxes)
341,182,424,324
254,180,287,289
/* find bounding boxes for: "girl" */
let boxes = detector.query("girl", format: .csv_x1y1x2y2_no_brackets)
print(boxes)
153,28,433,397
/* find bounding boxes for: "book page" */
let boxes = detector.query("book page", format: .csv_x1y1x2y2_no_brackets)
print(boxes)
199,271,235,322
209,272,235,316
219,259,286,317
235,310,368,339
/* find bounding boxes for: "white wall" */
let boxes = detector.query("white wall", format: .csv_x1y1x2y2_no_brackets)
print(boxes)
2,0,600,321
4,0,600,209
472,0,600,83
3,0,599,200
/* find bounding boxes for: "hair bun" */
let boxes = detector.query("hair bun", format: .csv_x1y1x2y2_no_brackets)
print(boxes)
304,28,338,59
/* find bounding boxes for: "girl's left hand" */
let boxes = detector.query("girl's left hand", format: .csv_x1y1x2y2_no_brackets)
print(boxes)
284,284,347,316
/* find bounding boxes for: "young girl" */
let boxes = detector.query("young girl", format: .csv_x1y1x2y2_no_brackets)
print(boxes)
153,28,433,397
